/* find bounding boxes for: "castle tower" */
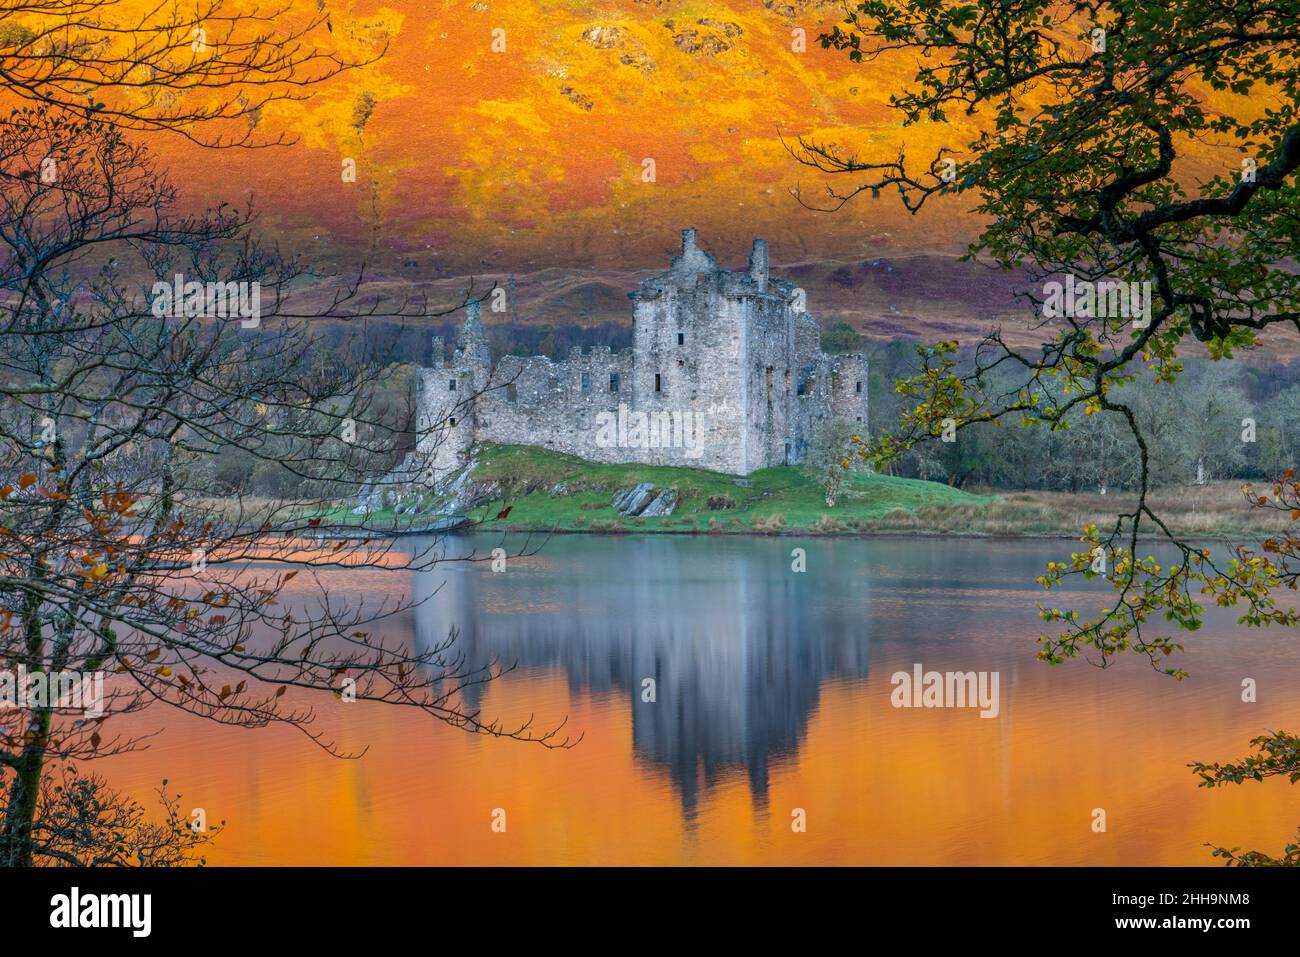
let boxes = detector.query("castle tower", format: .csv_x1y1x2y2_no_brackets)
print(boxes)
457,299,492,391
830,353,870,429
410,298,492,483
748,239,768,293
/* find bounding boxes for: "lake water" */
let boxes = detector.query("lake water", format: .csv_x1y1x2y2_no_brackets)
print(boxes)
101,534,1300,865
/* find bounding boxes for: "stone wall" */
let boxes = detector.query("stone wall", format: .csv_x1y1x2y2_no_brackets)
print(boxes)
413,229,868,479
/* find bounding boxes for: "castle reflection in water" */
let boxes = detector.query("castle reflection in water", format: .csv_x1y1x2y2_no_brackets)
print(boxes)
412,534,882,818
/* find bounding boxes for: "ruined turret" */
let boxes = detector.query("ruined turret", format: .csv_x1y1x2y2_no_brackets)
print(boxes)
459,299,490,360
748,239,769,293
454,298,492,389
670,226,718,276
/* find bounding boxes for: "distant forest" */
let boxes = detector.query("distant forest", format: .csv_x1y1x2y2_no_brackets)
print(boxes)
865,340,1300,492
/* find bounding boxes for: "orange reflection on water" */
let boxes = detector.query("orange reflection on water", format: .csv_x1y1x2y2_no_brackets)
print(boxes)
98,662,1299,866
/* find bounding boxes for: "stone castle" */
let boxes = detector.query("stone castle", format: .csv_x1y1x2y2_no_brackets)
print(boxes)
414,229,867,478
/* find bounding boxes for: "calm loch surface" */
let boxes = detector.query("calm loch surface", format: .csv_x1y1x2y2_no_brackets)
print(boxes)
103,535,1300,865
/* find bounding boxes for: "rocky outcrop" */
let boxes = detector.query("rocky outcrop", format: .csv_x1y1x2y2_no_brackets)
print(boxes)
612,483,655,514
559,84,593,110
581,25,624,48
353,450,480,516
612,483,677,516
581,23,655,72
641,489,678,516
355,447,695,526
667,19,742,56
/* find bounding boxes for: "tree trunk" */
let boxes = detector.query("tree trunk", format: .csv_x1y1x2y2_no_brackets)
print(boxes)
0,718,49,866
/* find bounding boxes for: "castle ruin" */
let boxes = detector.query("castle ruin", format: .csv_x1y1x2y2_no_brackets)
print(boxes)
414,229,867,478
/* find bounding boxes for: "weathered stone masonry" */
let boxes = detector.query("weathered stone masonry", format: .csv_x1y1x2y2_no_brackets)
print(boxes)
414,229,868,477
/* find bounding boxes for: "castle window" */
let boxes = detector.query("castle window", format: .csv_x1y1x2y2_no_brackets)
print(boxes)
581,371,590,393
654,373,662,392
506,383,518,402
677,332,685,345
609,372,620,393
448,379,456,391
449,417,457,427
855,381,862,394
677,359,684,367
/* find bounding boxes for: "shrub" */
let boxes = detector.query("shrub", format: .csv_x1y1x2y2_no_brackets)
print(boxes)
752,513,786,533
811,514,848,533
